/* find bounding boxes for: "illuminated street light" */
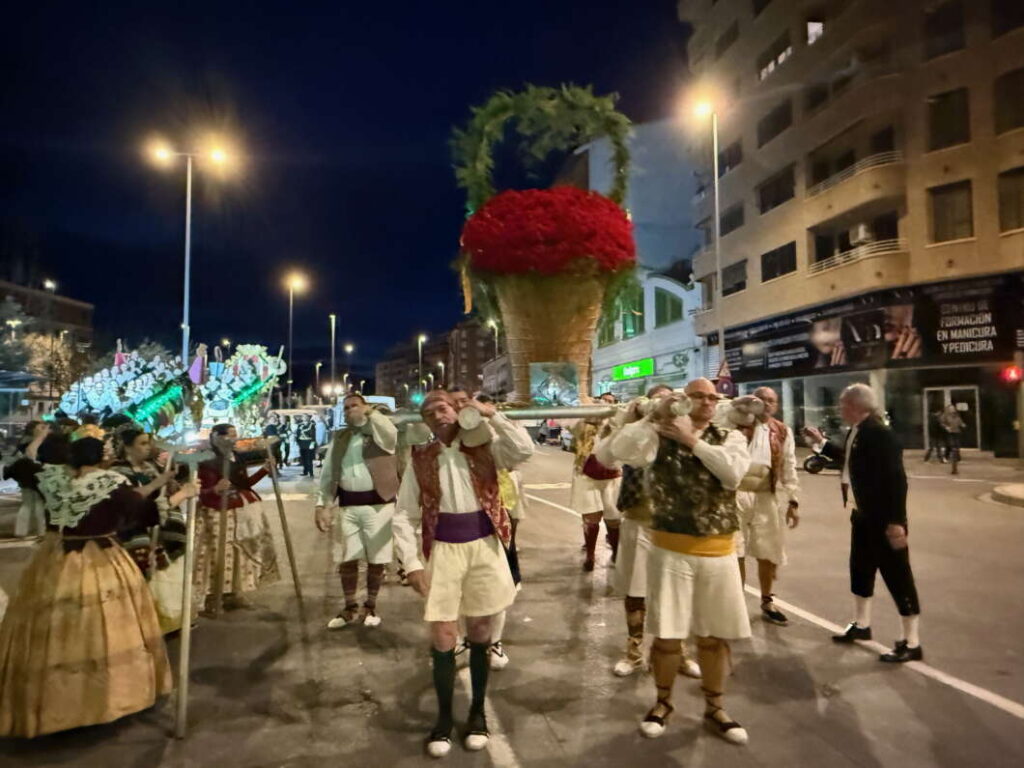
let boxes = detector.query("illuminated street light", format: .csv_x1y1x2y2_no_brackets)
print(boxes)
284,271,308,403
43,279,57,292
315,361,323,395
437,361,446,388
487,318,500,357
417,334,428,395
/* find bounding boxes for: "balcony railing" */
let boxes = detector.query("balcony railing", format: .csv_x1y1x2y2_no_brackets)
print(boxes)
808,238,907,274
805,151,904,198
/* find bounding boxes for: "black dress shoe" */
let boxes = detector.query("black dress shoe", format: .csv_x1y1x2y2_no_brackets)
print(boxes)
880,640,923,663
832,622,872,643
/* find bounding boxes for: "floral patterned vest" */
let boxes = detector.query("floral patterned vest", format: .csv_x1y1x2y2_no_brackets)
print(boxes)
410,440,510,560
647,424,739,536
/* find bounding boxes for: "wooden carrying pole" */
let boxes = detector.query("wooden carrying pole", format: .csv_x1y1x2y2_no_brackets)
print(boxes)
211,453,231,618
390,405,620,425
266,450,303,604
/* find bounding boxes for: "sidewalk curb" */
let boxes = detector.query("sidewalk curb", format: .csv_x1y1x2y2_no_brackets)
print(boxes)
992,484,1024,508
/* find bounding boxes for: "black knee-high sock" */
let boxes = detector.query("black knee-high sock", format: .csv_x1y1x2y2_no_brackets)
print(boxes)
431,648,456,735
468,641,490,716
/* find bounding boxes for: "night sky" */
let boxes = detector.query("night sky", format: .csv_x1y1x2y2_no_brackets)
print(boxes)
1,1,691,389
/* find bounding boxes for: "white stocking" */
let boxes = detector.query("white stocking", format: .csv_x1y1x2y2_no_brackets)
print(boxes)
854,596,872,627
491,610,507,644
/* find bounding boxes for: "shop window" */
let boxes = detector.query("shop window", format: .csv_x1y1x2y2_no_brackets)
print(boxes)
716,21,740,59
757,32,793,81
924,0,965,60
997,166,1024,232
928,88,970,150
757,99,793,147
805,82,829,112
929,180,973,242
720,204,745,236
758,165,795,214
760,241,797,281
991,0,1024,37
994,67,1024,134
722,261,747,296
718,140,743,177
654,288,684,328
752,0,772,16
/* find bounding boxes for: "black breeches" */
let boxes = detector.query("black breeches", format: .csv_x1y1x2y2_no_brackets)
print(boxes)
850,521,920,616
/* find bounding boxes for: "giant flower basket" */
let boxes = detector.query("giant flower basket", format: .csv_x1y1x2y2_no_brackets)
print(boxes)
454,85,635,402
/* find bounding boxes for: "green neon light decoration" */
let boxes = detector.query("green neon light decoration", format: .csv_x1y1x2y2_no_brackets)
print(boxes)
127,384,183,423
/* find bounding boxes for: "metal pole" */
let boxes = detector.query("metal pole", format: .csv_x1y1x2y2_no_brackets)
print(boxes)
287,287,294,404
329,314,337,403
418,339,423,395
174,462,200,739
266,453,304,605
390,404,620,426
181,155,193,366
711,111,724,373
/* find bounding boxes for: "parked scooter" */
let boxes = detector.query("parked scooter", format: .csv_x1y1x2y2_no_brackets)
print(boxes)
803,452,841,474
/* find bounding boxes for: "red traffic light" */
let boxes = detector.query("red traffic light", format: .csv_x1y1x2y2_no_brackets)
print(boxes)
1001,364,1022,384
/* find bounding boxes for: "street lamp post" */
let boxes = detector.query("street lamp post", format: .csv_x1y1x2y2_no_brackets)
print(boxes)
437,361,446,388
427,372,435,389
487,319,500,358
693,102,725,368
403,382,410,404
147,141,230,365
343,343,354,398
284,272,308,405
329,314,337,401
417,334,427,395
359,379,366,393
314,361,322,398
343,372,350,392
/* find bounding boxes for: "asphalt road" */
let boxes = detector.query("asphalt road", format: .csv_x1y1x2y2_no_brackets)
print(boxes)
0,446,1022,767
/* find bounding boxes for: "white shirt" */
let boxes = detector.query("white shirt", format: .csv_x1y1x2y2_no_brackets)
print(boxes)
841,424,859,486
314,410,398,507
392,413,534,572
605,418,751,491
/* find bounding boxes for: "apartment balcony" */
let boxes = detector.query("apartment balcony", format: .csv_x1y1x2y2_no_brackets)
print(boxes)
804,152,906,225
693,305,717,336
806,238,910,303
808,238,907,275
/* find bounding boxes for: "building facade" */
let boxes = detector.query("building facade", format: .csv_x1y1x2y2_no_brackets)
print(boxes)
446,317,491,392
0,279,94,343
681,0,1024,455
588,119,705,397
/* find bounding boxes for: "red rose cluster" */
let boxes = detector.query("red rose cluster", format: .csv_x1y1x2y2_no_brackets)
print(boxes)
461,186,636,275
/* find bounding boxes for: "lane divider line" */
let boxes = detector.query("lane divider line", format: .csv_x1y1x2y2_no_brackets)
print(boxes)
458,668,523,768
525,493,580,518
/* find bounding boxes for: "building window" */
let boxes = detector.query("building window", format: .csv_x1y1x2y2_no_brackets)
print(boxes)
757,99,793,147
871,126,895,153
757,165,795,214
992,0,1024,37
720,204,745,236
655,288,684,328
804,82,829,112
718,140,742,177
697,217,713,246
806,18,825,45
621,282,645,339
757,33,793,81
760,242,797,281
994,68,1024,134
722,261,748,296
753,0,773,16
715,21,740,59
597,316,616,347
924,0,965,60
998,167,1024,232
928,88,970,150
929,180,973,242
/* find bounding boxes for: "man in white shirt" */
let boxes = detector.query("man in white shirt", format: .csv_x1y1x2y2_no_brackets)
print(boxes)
314,394,400,629
392,390,534,758
604,378,752,745
735,386,800,626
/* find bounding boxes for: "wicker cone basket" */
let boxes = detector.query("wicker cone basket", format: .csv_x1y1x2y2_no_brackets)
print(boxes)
492,271,611,404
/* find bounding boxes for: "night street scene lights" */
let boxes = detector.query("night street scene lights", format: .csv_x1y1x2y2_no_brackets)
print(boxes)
284,271,308,403
417,334,427,394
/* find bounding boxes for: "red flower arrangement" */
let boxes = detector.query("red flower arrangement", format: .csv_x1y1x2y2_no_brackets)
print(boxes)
461,186,636,276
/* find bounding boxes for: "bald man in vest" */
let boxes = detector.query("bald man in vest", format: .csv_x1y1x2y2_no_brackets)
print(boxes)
314,393,400,629
392,390,534,758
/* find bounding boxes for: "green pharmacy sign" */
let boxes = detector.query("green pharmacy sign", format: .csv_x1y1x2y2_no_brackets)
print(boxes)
612,357,655,381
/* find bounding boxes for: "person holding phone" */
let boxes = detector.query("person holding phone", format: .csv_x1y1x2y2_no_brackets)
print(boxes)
804,383,922,663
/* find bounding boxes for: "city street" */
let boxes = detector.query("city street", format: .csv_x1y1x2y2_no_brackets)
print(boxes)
1,447,1022,767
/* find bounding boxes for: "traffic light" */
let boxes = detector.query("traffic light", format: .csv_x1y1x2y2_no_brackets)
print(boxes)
1001,364,1023,385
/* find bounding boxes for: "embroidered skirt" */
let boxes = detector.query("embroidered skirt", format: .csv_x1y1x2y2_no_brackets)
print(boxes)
0,533,172,738
193,500,281,597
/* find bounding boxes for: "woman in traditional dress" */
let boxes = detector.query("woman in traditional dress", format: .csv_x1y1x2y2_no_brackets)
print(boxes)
0,437,173,738
111,427,198,633
193,423,280,613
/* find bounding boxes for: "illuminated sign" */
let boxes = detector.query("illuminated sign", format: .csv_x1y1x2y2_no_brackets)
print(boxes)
612,357,655,381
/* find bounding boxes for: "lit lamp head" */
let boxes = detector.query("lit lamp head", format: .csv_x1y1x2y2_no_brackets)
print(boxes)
693,100,714,120
43,279,57,292
344,343,354,354
285,272,308,294
149,140,175,167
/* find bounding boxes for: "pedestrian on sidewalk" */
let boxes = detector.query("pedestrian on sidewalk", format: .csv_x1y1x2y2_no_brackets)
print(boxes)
391,390,534,758
922,408,945,463
735,386,800,627
314,394,399,629
804,383,923,663
595,384,701,681
940,404,966,475
603,377,753,746
296,415,317,477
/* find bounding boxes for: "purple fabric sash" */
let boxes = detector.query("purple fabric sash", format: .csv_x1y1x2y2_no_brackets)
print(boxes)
337,488,392,507
434,510,494,544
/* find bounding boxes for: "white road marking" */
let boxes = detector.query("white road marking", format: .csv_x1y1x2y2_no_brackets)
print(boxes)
745,586,1024,721
457,668,523,768
525,493,580,518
